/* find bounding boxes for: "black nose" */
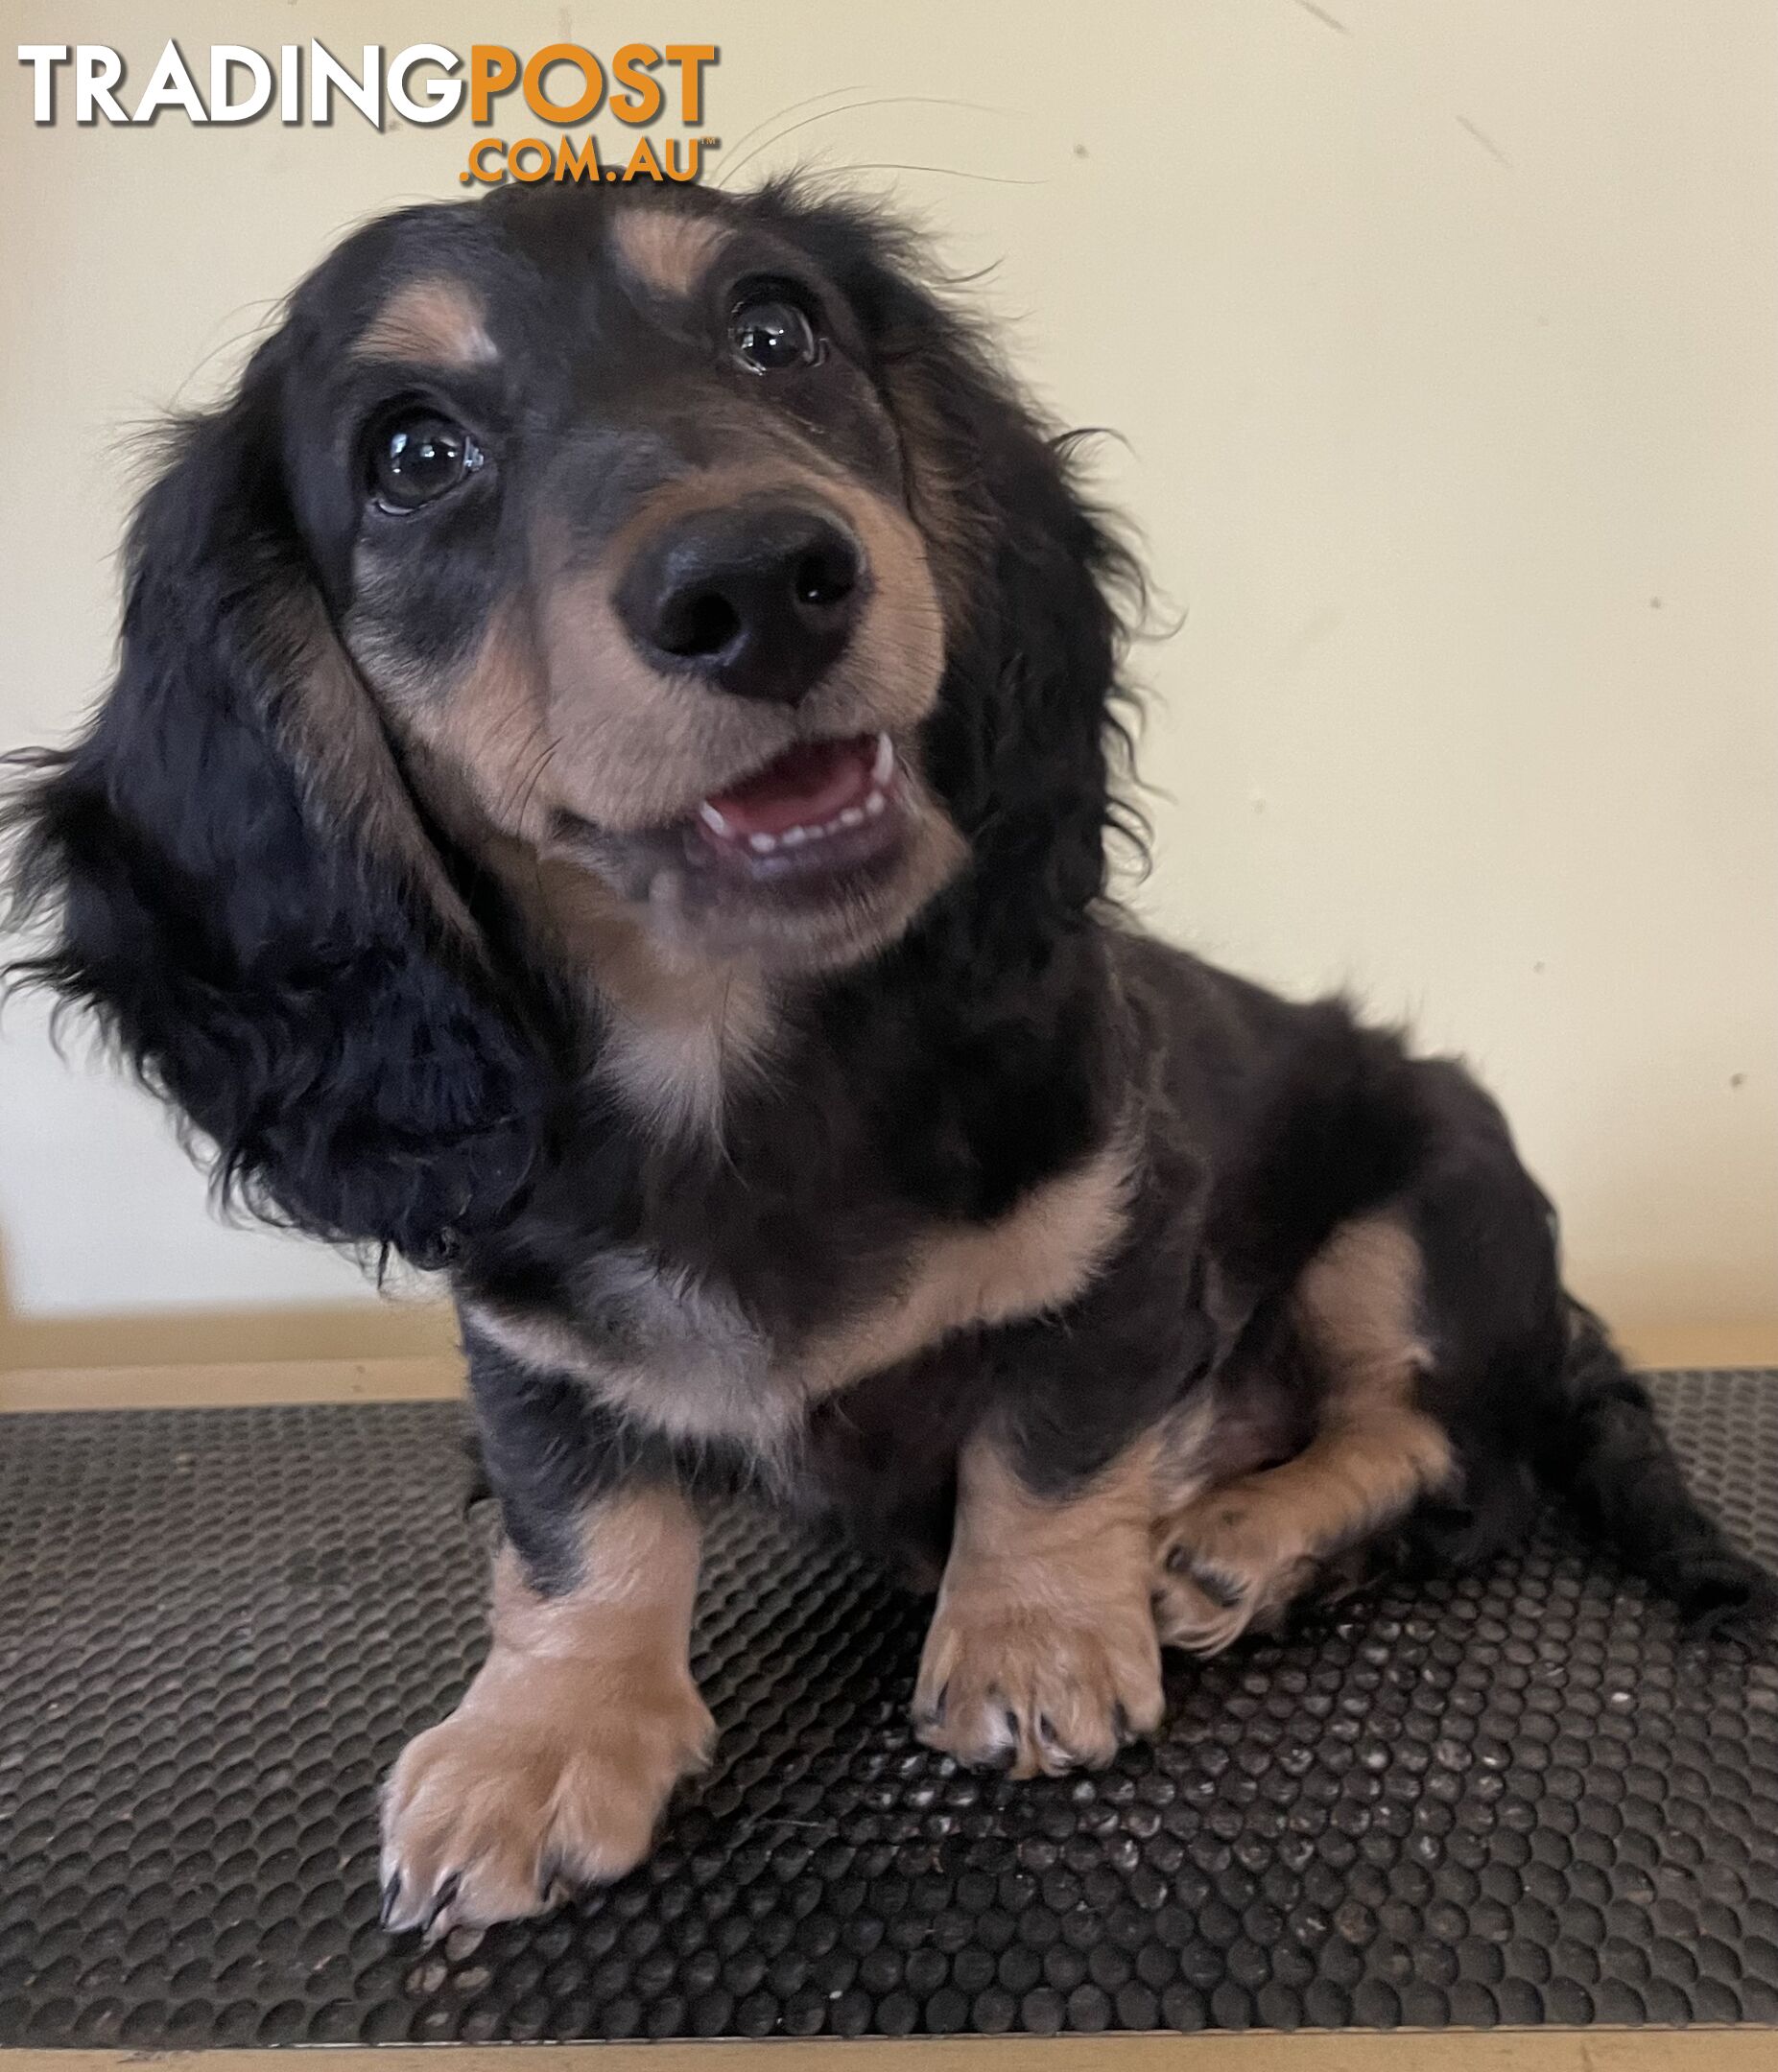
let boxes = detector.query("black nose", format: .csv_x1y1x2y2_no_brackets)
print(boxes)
617,502,865,707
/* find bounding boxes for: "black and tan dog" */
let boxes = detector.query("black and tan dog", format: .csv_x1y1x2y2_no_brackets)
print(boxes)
6,178,1766,1936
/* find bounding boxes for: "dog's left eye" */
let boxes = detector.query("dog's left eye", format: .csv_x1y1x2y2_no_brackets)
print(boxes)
367,410,485,513
729,292,822,374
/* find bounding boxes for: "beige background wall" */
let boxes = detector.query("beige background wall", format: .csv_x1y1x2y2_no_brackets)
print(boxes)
2,0,1773,1353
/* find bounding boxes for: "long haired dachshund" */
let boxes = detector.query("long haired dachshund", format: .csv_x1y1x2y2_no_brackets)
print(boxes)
5,178,1767,1936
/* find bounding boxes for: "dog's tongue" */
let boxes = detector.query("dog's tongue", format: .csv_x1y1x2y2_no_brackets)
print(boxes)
700,735,877,839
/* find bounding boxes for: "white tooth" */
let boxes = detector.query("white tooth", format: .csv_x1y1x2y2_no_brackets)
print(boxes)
839,806,865,829
872,733,896,786
748,831,778,854
699,801,732,836
864,789,887,817
781,825,809,847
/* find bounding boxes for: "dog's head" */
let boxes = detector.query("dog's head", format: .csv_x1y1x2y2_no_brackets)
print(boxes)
5,179,1137,1261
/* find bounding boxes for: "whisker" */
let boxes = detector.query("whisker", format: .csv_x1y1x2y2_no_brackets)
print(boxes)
168,302,286,408
713,84,867,187
506,735,561,837
805,161,1044,189
719,95,1014,192
711,972,745,1179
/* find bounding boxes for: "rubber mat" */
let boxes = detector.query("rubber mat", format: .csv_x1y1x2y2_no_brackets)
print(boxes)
1,1373,1774,2048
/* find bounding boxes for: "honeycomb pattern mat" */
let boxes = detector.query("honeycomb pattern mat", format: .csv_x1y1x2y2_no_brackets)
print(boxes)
1,1372,1775,2047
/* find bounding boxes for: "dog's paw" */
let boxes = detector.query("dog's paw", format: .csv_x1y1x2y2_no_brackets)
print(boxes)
379,1655,715,1934
913,1594,1163,1779
1152,1492,1316,1656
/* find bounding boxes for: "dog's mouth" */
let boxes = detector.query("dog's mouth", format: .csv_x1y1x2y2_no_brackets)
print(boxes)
690,731,907,885
549,723,959,970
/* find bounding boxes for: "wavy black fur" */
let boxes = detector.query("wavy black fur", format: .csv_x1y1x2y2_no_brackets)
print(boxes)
5,368,555,1266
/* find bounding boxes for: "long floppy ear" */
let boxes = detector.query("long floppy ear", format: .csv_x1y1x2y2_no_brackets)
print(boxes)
3,346,552,1267
921,394,1144,953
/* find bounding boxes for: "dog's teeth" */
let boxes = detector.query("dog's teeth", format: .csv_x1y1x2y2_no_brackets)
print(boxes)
838,806,865,829
871,733,895,786
780,825,809,847
864,790,887,817
698,801,732,836
747,831,777,854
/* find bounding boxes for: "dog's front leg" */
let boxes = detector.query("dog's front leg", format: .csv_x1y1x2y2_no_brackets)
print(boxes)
380,1349,713,1934
913,1420,1166,1779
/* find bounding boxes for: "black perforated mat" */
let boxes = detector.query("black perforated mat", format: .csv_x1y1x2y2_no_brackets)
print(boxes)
1,1372,1775,2047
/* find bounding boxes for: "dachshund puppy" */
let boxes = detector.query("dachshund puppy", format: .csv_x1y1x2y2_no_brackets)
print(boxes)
6,178,1766,1936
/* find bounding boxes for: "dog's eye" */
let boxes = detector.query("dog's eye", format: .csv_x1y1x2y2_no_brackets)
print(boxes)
367,411,484,512
729,292,822,374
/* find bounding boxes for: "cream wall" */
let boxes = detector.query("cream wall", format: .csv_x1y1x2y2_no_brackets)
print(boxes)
2,0,1773,1338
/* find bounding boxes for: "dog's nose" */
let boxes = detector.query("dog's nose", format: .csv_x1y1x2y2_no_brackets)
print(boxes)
617,503,865,707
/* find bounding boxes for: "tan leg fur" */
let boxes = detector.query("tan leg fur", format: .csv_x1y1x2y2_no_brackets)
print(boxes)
380,1484,714,1934
914,1429,1165,1778
1154,1214,1455,1655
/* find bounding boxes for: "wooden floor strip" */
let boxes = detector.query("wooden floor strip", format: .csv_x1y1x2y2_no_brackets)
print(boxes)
0,1356,464,1413
4,2026,1774,2068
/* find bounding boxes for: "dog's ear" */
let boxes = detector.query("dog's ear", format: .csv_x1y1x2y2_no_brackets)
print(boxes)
4,342,552,1267
933,400,1141,940
851,247,1143,958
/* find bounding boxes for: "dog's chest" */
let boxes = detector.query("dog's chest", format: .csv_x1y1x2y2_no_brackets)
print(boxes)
465,1131,1133,1461
565,1239,794,1453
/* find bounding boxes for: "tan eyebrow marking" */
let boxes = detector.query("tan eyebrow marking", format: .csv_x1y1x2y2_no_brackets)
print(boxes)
354,277,499,367
612,207,724,298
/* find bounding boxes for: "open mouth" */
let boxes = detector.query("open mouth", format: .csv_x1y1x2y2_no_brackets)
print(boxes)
692,732,906,883
551,723,960,966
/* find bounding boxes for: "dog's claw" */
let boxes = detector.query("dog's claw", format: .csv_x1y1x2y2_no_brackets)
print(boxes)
1191,1565,1246,1611
379,1872,403,1929
913,1587,1164,1778
419,1871,460,1941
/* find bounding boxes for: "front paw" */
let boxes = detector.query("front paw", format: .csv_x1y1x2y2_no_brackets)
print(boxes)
380,1654,715,1934
1152,1494,1315,1656
913,1595,1163,1779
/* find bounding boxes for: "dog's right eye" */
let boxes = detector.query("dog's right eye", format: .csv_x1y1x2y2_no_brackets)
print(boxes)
367,410,485,513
